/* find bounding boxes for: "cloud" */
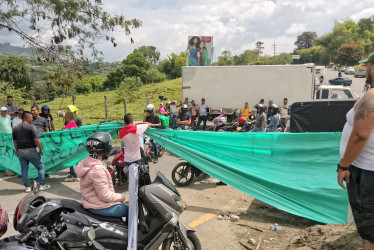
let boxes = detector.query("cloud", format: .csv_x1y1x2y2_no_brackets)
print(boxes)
0,0,374,62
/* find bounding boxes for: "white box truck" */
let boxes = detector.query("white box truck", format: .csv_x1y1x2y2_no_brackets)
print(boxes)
182,65,357,118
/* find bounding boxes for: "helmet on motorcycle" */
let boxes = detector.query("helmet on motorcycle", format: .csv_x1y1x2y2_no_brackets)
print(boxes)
181,104,188,113
146,104,155,113
270,104,279,114
86,132,113,156
0,204,8,238
238,117,246,125
255,103,266,113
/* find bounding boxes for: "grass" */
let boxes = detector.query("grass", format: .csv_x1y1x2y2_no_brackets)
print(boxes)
36,78,182,130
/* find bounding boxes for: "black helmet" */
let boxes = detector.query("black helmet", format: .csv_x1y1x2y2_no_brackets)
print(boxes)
255,103,266,113
86,132,113,155
270,104,279,114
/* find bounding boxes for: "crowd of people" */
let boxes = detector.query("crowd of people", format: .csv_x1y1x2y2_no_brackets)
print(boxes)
0,96,85,191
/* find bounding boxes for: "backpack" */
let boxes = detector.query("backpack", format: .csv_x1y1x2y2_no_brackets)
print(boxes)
0,204,8,238
159,115,170,128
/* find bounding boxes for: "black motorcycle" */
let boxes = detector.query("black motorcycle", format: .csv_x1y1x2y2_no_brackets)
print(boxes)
9,171,201,249
144,135,165,164
172,162,208,187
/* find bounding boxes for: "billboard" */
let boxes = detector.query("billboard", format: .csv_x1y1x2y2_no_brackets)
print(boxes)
186,36,213,66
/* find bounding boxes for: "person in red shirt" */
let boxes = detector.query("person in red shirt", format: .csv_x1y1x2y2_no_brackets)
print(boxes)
64,111,78,181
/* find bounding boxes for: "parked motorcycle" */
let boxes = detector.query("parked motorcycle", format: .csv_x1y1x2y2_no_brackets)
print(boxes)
143,135,165,164
172,162,208,187
10,171,201,249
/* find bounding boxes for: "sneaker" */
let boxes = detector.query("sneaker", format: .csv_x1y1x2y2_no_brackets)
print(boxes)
66,173,72,178
25,187,31,193
40,184,51,191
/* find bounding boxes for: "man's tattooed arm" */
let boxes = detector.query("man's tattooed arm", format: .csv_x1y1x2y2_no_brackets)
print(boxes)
355,96,374,121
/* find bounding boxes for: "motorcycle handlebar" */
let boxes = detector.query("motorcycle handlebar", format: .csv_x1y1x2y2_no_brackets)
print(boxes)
21,231,33,243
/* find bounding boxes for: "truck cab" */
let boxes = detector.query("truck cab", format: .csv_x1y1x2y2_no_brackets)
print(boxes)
315,85,358,100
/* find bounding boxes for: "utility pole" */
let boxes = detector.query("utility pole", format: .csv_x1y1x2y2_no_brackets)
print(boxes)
272,42,276,57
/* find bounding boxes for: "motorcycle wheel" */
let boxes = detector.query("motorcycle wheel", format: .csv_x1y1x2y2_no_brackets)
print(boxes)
171,162,194,187
162,231,202,250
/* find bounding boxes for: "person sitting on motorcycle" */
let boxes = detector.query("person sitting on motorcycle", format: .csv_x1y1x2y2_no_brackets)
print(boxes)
76,132,128,218
250,104,266,132
266,104,281,132
177,104,191,127
143,104,161,158
119,113,151,166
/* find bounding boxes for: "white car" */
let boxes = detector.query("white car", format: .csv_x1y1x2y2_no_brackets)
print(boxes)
354,68,366,78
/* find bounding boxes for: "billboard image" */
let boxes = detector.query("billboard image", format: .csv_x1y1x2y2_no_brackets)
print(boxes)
186,36,213,66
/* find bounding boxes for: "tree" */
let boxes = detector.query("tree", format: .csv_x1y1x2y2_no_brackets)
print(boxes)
0,56,34,89
295,46,328,65
0,0,142,62
160,52,186,79
337,43,364,66
133,46,160,65
234,49,260,65
255,41,265,55
104,67,125,89
115,77,142,103
294,31,318,50
122,52,150,83
216,51,234,66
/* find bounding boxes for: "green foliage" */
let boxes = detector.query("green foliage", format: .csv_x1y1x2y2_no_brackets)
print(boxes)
115,77,142,104
75,75,106,94
0,0,141,62
0,42,35,56
144,68,166,83
160,52,186,79
32,81,56,101
296,46,326,64
133,46,160,65
0,81,28,105
248,60,264,65
337,44,364,66
255,41,265,55
104,68,125,89
216,51,234,66
234,50,260,65
0,56,34,89
294,31,318,50
260,53,293,65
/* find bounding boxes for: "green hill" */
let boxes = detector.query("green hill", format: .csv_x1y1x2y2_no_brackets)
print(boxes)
35,78,182,130
0,42,35,57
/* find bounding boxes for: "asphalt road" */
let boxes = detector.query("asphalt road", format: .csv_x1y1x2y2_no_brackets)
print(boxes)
324,68,366,98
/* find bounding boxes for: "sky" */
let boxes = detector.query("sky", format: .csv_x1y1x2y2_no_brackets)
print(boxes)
1,0,374,62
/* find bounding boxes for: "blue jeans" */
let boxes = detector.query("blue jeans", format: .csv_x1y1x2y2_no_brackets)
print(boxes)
89,203,129,218
196,116,208,130
250,126,265,132
152,140,159,157
69,165,77,178
169,114,177,129
18,148,45,187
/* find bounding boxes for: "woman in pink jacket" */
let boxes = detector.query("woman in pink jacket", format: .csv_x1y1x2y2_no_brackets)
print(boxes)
76,132,128,218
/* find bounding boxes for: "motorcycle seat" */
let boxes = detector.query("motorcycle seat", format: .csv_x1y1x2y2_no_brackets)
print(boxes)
59,199,124,223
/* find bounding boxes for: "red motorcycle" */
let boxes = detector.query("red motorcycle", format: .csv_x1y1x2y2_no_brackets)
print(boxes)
104,147,128,186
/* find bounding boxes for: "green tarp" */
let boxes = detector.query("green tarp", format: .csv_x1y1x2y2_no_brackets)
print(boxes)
0,123,348,224
0,122,124,176
145,129,348,225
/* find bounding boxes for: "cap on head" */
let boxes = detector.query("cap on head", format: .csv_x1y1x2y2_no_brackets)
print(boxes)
359,52,374,64
0,107,7,112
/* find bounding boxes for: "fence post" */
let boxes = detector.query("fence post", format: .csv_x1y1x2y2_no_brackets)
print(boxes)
104,95,108,122
124,98,127,115
72,95,76,106
146,94,149,106
31,97,36,106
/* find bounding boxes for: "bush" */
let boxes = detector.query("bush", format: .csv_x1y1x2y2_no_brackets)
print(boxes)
144,68,166,84
0,81,28,105
115,77,142,104
75,79,92,94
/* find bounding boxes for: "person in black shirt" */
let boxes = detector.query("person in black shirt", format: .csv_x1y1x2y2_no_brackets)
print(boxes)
177,104,191,129
143,104,161,158
12,111,50,192
40,105,55,131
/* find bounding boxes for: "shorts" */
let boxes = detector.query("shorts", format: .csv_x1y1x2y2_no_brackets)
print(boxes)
347,165,374,243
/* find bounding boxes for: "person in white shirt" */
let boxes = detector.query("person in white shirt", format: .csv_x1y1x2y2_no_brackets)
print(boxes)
12,108,24,128
118,113,151,166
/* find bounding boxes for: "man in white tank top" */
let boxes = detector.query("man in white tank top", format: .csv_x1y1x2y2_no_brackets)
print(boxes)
339,52,374,249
